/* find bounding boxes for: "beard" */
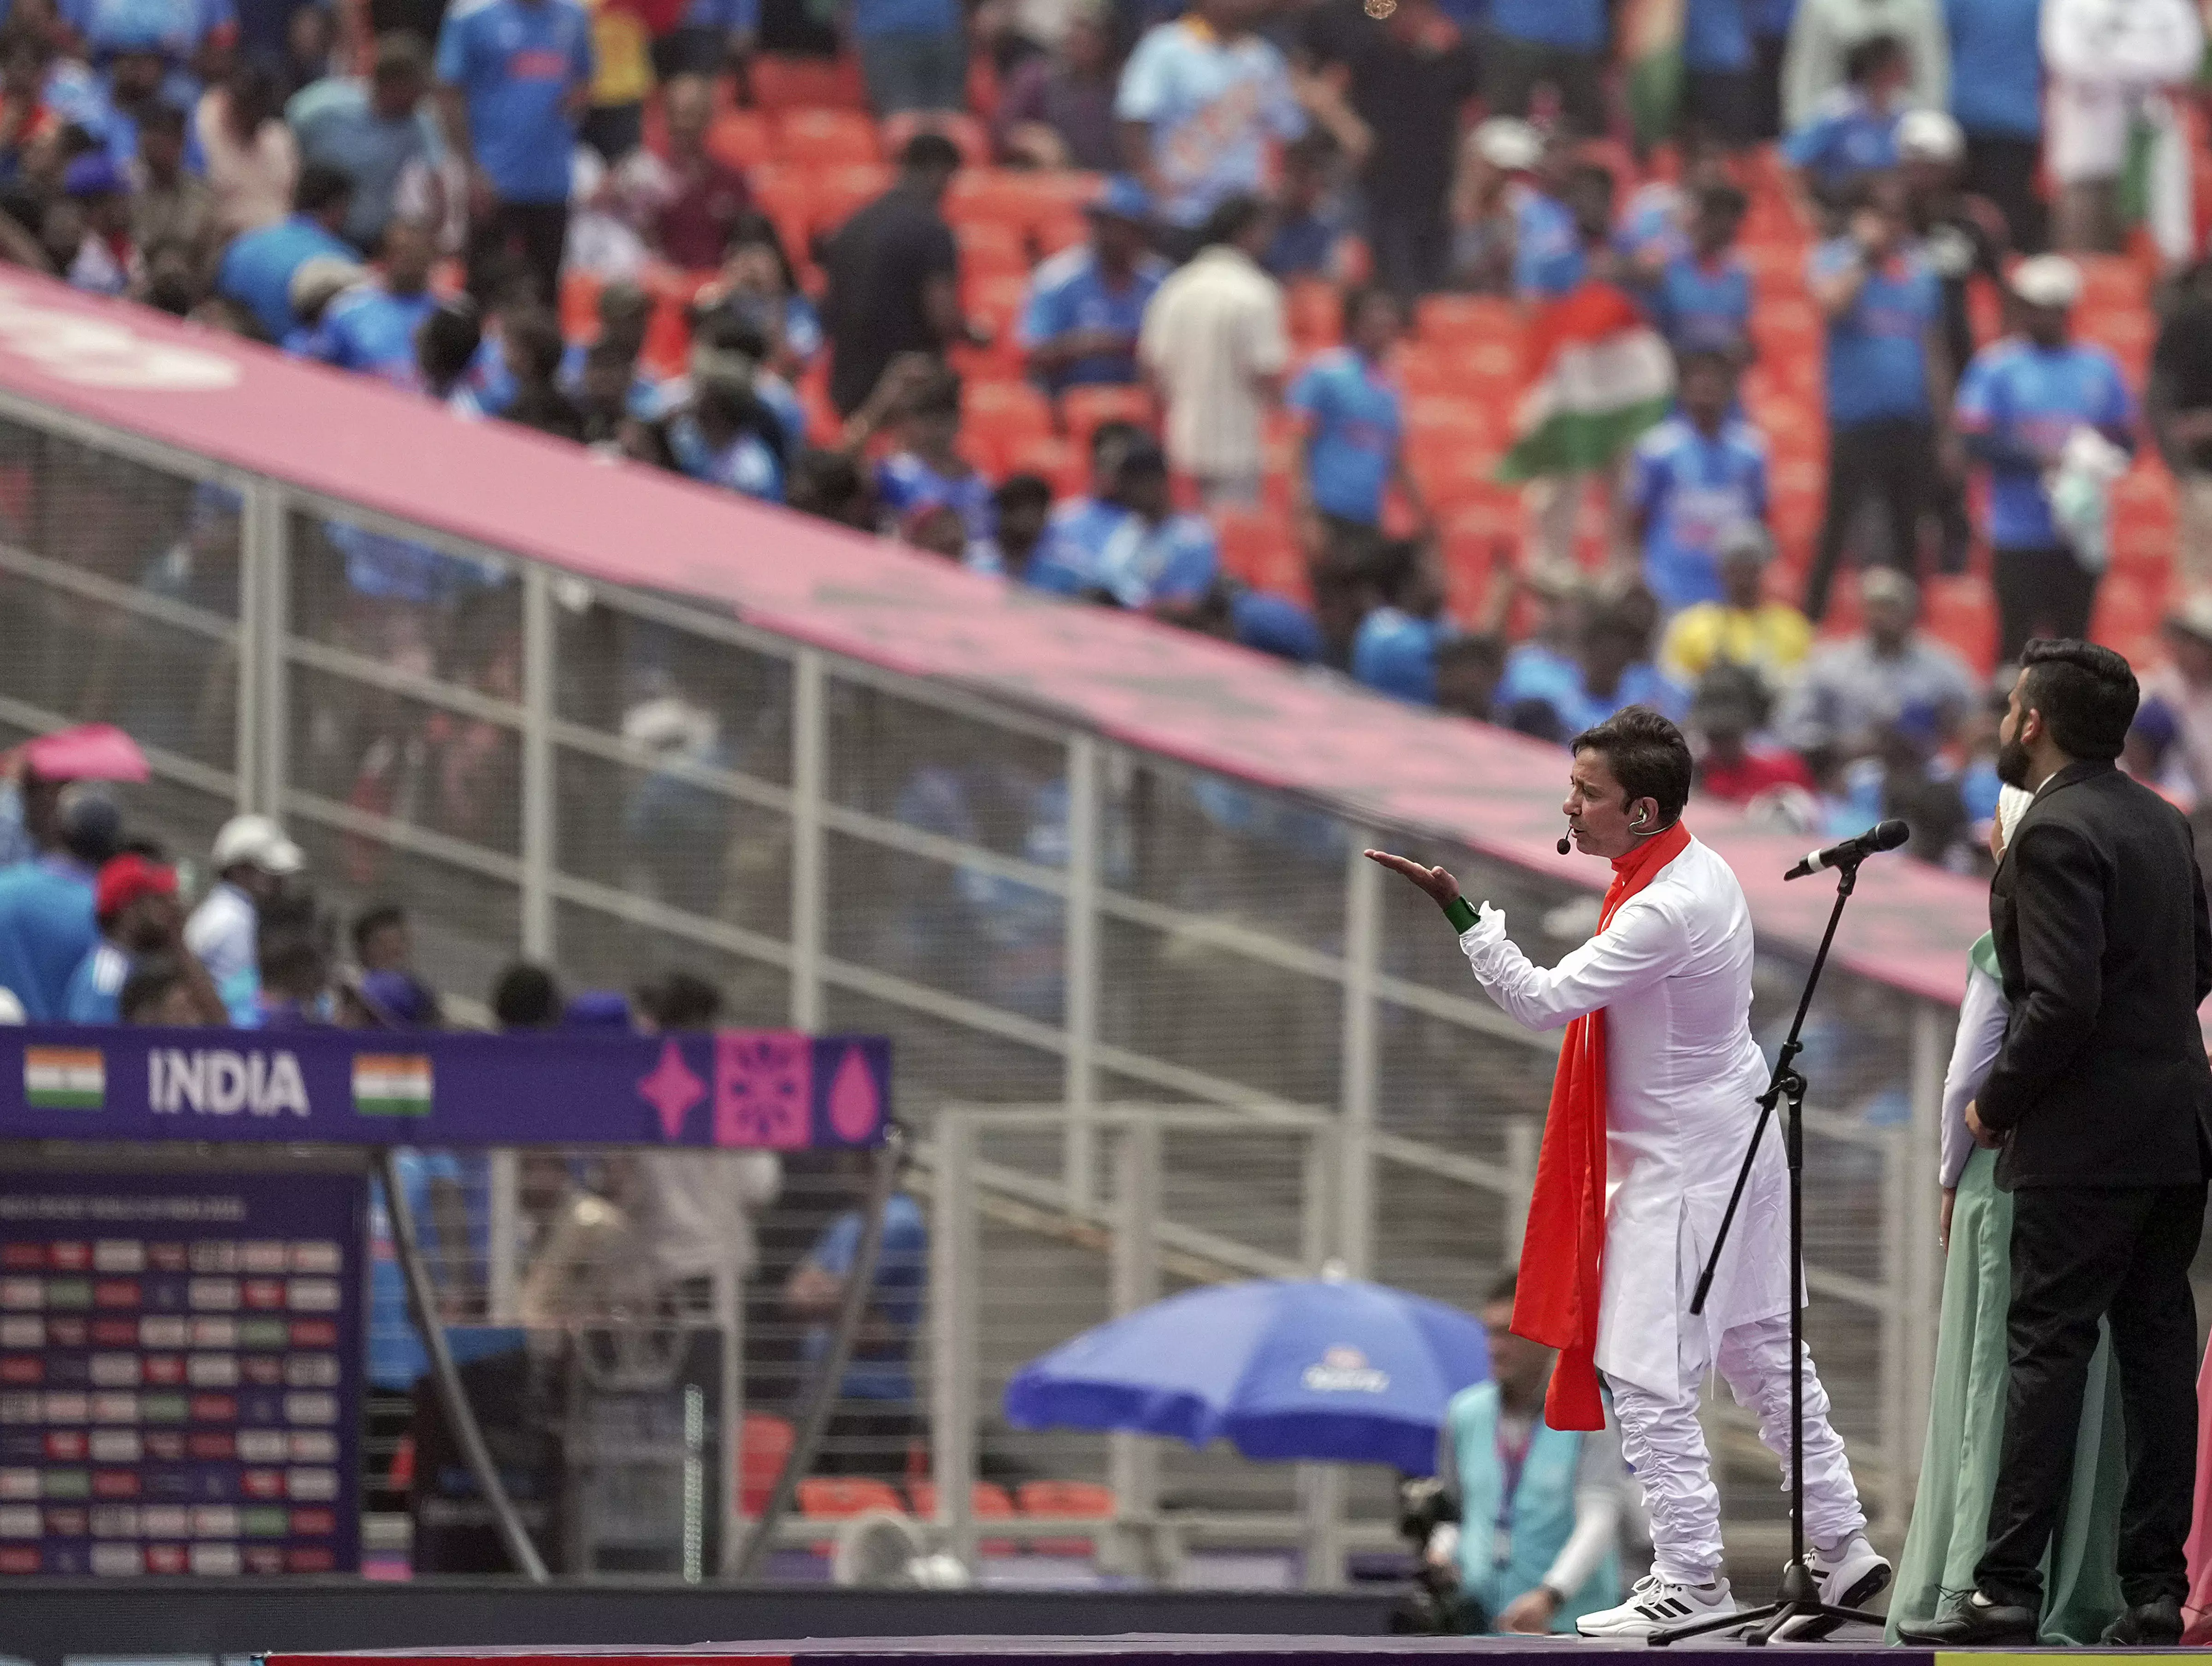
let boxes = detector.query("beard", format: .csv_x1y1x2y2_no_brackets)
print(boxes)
1995,733,2034,789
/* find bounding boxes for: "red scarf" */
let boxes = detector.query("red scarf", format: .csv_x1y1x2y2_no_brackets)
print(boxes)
1511,820,1692,1431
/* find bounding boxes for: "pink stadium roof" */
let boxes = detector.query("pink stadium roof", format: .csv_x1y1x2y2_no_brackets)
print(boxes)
0,272,1987,1004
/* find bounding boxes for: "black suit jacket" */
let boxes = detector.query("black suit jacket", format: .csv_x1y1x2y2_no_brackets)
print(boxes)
1980,760,2212,1188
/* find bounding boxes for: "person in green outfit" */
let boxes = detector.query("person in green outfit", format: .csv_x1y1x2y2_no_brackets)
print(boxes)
1885,783,2129,1646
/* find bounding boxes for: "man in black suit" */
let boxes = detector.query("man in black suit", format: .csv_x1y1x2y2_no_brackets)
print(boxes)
1903,639,2212,1647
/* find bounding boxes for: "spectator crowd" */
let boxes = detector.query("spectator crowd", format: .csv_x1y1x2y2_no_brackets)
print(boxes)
5,0,2212,874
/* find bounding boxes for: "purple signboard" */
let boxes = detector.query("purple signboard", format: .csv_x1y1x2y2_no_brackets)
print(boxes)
0,1028,891,1149
0,1167,366,1576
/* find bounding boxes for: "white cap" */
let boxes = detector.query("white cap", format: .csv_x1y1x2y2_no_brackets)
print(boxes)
211,813,305,877
2010,254,2083,309
1896,108,1964,163
1471,117,1542,172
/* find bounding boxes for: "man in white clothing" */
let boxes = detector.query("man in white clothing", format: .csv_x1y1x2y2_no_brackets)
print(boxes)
1367,707,1887,1637
184,814,305,986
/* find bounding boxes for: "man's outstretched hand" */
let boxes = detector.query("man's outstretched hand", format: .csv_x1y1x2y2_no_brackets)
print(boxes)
1364,849,1462,908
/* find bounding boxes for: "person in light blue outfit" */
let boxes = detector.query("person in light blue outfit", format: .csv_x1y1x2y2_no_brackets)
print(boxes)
287,35,437,254
1353,605,1452,704
1019,176,1167,395
872,368,993,546
1434,1268,1626,1634
1781,34,1910,204
1494,595,1687,740
1629,350,1770,612
1041,436,1220,609
367,1149,488,1391
964,474,1056,585
215,162,359,339
299,216,440,385
1288,286,1424,536
0,794,117,1021
1651,182,1752,357
1114,0,1306,243
1802,175,1945,621
1953,254,2136,663
1513,177,1586,300
667,381,785,500
432,0,593,300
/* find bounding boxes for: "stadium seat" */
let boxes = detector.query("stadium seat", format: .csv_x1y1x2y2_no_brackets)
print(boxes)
1212,505,1307,599
797,1476,907,1518
906,1479,1018,1553
559,270,604,343
946,168,1046,233
1006,432,1085,497
1286,280,1341,350
738,1412,795,1517
1921,575,1997,673
706,109,775,172
956,219,1032,281
1059,384,1153,452
962,377,1054,473
777,107,882,167
748,53,867,111
963,273,1034,362
1034,211,1088,256
1015,1478,1116,1556
807,163,895,239
745,165,817,267
1415,294,1517,351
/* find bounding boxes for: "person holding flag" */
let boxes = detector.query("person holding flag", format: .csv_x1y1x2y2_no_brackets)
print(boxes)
1365,707,1887,1638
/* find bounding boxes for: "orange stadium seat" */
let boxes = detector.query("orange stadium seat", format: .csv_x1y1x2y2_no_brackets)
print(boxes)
706,109,774,171
1921,575,1997,673
559,269,603,342
1016,1479,1116,1556
881,110,990,166
1006,432,1086,495
946,168,1049,232
907,1479,1018,1553
963,272,1034,360
798,1476,906,1518
1415,293,1517,350
737,1413,794,1516
957,218,1032,280
746,164,817,263
962,378,1054,472
777,107,882,167
748,53,867,111
1059,384,1153,452
1286,279,1341,349
807,163,895,235
1213,505,1307,598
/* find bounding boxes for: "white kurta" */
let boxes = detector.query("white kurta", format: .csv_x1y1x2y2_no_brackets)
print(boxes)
1458,838,1792,1398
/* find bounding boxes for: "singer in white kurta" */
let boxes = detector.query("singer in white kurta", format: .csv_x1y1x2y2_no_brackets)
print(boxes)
1370,708,1883,1637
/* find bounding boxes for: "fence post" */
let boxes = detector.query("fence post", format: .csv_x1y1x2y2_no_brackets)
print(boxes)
931,1109,980,1566
1064,735,1100,1208
1338,842,1379,1279
790,651,826,1030
1109,1116,1160,1568
236,479,288,816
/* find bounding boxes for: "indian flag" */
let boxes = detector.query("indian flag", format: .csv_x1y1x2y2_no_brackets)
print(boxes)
1623,0,1685,148
352,1053,433,1118
1496,283,1675,482
25,1047,104,1111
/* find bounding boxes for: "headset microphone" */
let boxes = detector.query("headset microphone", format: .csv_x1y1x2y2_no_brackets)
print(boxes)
1557,827,1573,855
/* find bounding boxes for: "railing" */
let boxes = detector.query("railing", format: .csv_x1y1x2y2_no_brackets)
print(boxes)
0,307,1954,1583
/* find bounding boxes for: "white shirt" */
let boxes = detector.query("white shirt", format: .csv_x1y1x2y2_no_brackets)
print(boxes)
184,880,257,986
1456,838,1792,1398
626,1150,782,1285
1138,245,1288,481
1941,961,2007,1189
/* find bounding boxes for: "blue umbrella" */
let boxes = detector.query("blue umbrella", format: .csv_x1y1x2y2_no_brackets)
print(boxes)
1003,1277,1490,1474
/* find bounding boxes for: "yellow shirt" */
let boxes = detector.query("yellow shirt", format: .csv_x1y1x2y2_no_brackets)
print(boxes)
588,0,653,108
1659,601,1814,688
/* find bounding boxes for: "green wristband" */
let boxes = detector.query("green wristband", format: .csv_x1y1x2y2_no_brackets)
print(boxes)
1443,895,1478,933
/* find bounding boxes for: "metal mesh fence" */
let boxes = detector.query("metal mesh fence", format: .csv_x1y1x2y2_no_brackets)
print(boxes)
0,404,1962,1585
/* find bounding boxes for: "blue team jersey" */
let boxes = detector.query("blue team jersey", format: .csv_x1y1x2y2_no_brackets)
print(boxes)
1090,510,1219,608
1953,339,2136,549
800,1195,928,1402
1514,189,1584,299
1629,415,1771,610
1113,20,1306,228
433,0,593,204
1653,251,1752,353
1683,0,1751,69
62,0,230,59
0,857,98,1022
302,284,438,385
1944,0,2041,137
215,214,359,340
1352,607,1447,704
1809,238,1940,426
1018,245,1168,392
1287,347,1404,527
1026,497,1122,593
874,453,994,545
1614,182,1688,267
668,412,782,501
1782,88,1900,191
61,940,129,1024
1494,647,1688,735
1489,0,1604,48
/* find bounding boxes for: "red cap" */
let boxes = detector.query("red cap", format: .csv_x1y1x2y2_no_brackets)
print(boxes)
95,854,176,923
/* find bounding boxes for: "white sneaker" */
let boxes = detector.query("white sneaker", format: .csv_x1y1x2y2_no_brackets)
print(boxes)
1775,1535,1894,1640
1576,1572,1738,1637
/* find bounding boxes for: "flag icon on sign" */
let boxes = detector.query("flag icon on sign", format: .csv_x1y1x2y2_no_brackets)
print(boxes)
352,1054,432,1118
25,1047,104,1110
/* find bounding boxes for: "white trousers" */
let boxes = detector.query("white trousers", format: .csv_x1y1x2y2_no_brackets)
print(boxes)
1607,1312,1867,1584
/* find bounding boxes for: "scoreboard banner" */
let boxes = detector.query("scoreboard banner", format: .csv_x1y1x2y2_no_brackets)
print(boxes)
0,1027,890,1150
0,1167,366,1577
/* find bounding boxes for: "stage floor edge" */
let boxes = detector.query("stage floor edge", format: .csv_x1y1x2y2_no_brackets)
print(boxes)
257,1638,2194,1665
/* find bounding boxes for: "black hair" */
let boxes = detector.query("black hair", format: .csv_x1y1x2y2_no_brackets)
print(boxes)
1694,180,1748,222
719,210,798,289
898,132,963,175
907,367,962,420
695,307,771,364
491,960,563,1029
1339,283,1397,338
786,447,871,525
503,308,566,383
1565,161,1617,201
635,969,724,1030
993,472,1053,514
1200,193,1268,250
1485,1267,1519,1306
1570,706,1694,823
1435,632,1506,672
294,161,354,216
416,299,482,390
139,101,187,138
1089,418,1147,468
2019,638,2139,763
258,928,328,999
119,954,186,1023
1844,33,1908,85
351,902,405,958
1675,346,1738,384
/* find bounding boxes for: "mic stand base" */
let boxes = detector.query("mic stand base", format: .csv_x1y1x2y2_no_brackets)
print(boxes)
1647,1560,1886,1648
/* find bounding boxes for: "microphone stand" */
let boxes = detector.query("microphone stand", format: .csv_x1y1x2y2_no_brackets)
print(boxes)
1648,852,1884,1647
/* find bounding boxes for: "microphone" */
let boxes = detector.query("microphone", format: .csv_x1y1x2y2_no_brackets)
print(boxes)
1557,823,1573,855
1784,819,1909,880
